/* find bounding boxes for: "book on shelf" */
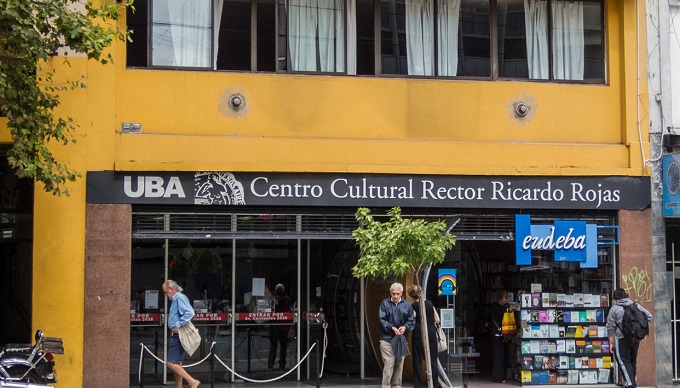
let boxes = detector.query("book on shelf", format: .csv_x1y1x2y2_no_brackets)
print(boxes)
588,357,597,369
534,355,545,369
596,357,604,368
542,293,551,307
583,294,593,307
558,355,569,369
531,292,541,308
539,310,548,322
540,324,550,338
521,309,531,322
531,283,542,293
558,326,566,338
557,370,569,384
585,342,594,353
600,294,609,307
565,294,574,307
523,356,534,369
573,293,584,307
578,311,587,322
592,341,602,353
567,370,579,384
539,340,549,354
588,324,599,337
556,339,566,353
547,309,556,322
586,310,596,322
548,370,558,384
522,325,532,338
562,311,571,323
592,294,601,307
530,310,539,322
596,309,605,323
549,325,559,338
566,339,576,353
566,326,577,338
530,340,540,354
521,370,532,383
575,340,586,354
547,341,557,354
521,341,531,354
557,294,566,307
598,326,607,338
522,293,532,308
603,356,612,368
598,368,611,383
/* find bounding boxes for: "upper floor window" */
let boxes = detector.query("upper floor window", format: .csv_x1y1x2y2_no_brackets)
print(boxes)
126,0,604,82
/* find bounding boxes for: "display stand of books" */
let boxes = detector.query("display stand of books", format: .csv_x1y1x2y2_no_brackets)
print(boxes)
518,289,611,385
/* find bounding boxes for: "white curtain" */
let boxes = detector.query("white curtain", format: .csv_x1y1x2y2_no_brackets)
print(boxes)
524,0,549,79
552,1,584,80
347,0,357,74
437,0,461,76
289,0,346,71
406,0,434,75
290,0,319,71
166,0,212,67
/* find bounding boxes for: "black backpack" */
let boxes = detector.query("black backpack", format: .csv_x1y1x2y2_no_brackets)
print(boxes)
619,303,649,344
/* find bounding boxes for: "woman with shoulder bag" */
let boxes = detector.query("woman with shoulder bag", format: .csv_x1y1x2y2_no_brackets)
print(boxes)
408,285,440,388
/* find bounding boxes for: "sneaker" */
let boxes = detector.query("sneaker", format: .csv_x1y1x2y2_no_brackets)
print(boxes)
190,380,201,388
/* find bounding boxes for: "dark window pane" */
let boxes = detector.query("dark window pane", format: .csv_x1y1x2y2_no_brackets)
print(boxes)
582,2,603,81
356,0,375,75
381,0,407,74
497,0,528,77
127,0,149,67
217,0,252,70
459,0,490,76
258,0,277,71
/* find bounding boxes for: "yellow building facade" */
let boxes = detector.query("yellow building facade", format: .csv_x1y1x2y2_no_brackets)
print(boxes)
0,0,660,386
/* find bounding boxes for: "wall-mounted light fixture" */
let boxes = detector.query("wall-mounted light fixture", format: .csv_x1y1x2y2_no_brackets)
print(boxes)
515,102,530,117
121,122,142,134
229,94,245,111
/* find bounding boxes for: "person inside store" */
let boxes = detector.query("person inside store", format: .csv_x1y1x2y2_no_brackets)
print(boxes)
265,283,292,369
489,289,515,383
378,282,415,388
162,279,201,388
606,288,653,388
407,284,441,388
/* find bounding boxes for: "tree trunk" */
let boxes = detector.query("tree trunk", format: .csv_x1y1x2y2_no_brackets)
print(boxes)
418,283,435,388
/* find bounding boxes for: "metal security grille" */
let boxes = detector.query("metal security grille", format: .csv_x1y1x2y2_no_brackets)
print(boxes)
131,210,524,240
132,210,615,240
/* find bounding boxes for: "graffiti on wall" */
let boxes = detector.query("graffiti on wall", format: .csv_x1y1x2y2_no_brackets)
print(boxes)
621,266,654,302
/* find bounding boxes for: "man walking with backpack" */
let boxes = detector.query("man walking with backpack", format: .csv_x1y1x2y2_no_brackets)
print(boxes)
606,288,653,388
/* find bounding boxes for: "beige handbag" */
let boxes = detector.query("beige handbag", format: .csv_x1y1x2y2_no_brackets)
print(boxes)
178,321,201,356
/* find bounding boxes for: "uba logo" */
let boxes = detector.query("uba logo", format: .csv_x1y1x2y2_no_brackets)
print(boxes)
515,214,599,268
123,176,186,198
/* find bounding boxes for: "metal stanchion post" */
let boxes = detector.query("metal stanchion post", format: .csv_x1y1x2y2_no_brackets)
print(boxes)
210,345,215,388
140,345,145,388
316,338,321,388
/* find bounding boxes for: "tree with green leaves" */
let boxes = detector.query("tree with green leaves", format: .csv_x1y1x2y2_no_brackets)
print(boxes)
352,206,456,388
0,0,131,196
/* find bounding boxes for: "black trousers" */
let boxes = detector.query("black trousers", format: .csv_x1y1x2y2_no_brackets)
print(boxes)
268,328,289,368
491,335,507,382
412,336,439,388
614,337,640,388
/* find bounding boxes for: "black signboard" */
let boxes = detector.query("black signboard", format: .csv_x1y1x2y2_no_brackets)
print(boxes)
86,171,650,210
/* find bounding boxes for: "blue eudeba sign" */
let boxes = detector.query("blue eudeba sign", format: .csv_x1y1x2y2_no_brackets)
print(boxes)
515,214,613,269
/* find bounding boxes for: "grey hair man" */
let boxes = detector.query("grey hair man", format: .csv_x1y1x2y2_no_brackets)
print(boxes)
378,282,415,388
162,279,200,388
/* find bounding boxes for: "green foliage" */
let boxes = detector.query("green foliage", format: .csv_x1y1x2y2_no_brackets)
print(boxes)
170,244,223,279
0,0,132,196
351,206,456,281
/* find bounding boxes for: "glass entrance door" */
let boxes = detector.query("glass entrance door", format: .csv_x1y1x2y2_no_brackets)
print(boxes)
232,239,299,381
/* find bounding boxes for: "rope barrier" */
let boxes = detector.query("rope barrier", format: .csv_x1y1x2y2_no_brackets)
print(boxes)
213,342,316,383
137,322,328,385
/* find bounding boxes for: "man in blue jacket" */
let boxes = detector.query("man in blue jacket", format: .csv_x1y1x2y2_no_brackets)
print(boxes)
378,282,415,388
